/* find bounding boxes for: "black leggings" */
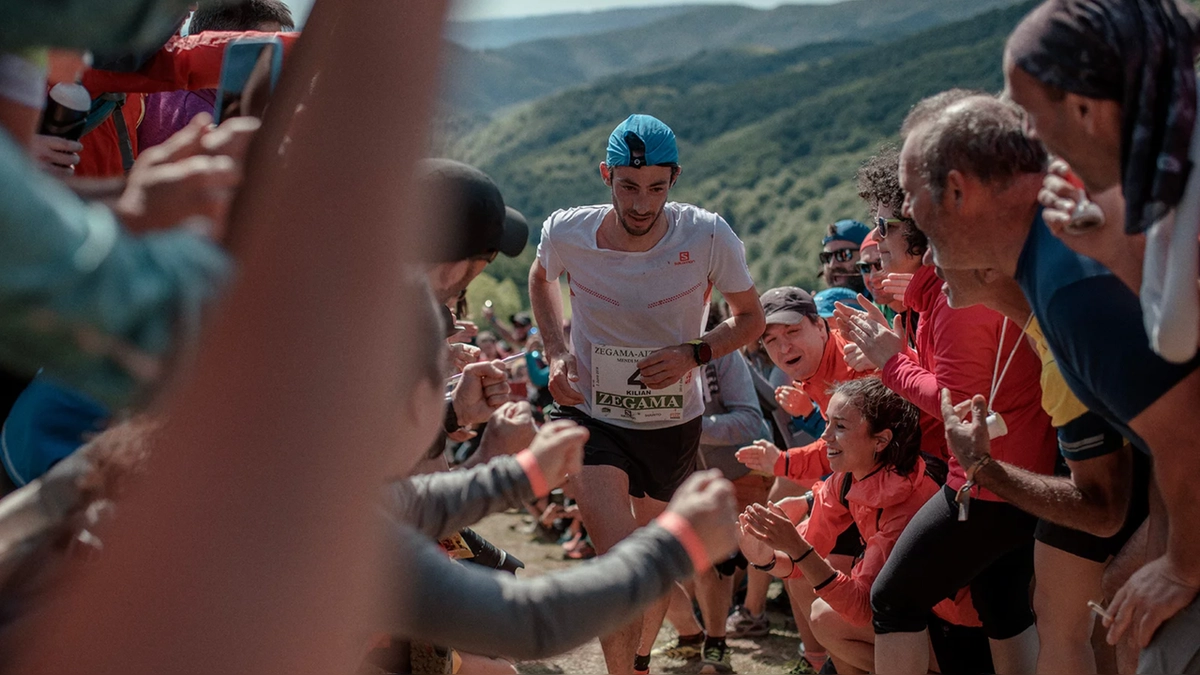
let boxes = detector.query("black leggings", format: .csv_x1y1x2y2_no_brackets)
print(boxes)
871,485,1038,640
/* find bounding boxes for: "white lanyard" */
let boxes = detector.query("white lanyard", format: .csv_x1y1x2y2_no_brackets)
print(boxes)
988,314,1034,411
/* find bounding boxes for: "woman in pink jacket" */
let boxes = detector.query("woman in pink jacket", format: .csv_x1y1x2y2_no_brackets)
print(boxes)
740,377,985,674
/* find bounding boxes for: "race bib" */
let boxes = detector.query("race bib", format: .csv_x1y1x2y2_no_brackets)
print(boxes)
592,345,687,423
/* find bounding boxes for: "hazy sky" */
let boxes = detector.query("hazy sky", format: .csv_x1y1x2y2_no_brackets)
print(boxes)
282,0,842,24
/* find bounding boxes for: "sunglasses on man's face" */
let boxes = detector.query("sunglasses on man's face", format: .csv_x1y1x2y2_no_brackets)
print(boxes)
856,260,883,275
875,216,902,239
819,249,857,265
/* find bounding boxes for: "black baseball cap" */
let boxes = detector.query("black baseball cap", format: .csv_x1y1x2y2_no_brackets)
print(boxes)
421,159,529,263
760,287,820,326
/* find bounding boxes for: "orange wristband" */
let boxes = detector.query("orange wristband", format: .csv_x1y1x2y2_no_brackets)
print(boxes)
515,450,549,498
657,511,710,572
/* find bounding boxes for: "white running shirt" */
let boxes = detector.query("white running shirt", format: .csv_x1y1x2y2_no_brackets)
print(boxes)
536,202,755,430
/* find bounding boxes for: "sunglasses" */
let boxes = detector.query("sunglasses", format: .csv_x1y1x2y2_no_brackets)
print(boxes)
819,249,857,265
856,260,883,275
875,216,903,238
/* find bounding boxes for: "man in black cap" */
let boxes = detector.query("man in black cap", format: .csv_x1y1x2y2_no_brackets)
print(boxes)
419,158,529,441
422,158,529,305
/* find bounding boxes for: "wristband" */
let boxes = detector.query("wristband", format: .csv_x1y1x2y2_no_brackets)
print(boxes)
657,512,710,572
813,571,839,591
749,556,777,572
965,454,994,481
515,449,549,498
790,546,815,566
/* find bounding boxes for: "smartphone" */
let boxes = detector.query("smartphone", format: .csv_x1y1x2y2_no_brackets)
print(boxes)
214,36,284,123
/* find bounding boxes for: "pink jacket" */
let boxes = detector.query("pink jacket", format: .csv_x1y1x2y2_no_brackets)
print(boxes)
794,458,980,628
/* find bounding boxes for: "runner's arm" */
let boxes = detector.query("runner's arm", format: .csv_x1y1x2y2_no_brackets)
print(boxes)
701,286,765,360
528,259,568,359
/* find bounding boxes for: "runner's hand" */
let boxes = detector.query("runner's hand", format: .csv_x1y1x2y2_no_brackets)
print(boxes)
742,502,810,560
665,470,738,564
637,345,697,390
547,353,585,406
737,512,776,567
528,419,588,490
775,385,813,416
452,360,510,425
735,439,782,475
478,401,537,459
843,341,876,372
30,134,83,175
1105,555,1200,648
447,343,480,373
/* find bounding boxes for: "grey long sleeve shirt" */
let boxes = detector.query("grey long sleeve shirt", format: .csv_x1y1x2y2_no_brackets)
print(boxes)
382,455,695,660
698,352,769,480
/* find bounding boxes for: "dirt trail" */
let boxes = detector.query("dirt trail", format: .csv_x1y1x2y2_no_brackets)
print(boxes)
471,510,806,674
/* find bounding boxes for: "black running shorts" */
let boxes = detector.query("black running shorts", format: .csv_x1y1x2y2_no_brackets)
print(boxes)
550,405,701,502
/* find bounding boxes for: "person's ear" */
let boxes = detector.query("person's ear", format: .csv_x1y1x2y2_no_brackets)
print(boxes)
600,162,612,186
945,170,966,210
1064,92,1093,131
670,165,682,187
874,428,893,453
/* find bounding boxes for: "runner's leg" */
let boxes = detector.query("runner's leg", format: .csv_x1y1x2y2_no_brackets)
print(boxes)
572,464,641,674
694,568,733,639
632,495,672,661
664,582,704,638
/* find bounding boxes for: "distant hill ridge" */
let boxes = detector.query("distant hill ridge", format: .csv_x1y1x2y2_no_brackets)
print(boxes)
444,0,1041,299
446,5,694,50
442,0,1026,115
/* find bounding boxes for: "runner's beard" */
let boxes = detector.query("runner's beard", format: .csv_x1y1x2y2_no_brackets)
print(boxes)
615,207,665,237
612,190,666,237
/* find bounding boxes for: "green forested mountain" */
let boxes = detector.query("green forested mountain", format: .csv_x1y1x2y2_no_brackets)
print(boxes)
441,0,1024,115
444,0,1039,308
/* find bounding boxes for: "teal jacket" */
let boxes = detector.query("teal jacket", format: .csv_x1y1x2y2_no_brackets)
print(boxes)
0,128,230,408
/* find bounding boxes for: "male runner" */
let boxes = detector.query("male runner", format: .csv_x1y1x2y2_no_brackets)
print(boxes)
528,114,764,675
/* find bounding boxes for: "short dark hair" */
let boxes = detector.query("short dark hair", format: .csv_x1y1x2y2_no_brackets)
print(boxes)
830,377,922,476
900,88,986,137
919,95,1048,203
190,0,294,33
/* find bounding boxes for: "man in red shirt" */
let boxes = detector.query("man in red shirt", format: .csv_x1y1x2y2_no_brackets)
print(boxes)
836,96,1058,673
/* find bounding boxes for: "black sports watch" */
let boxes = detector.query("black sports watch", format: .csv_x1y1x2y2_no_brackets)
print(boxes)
686,339,713,366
